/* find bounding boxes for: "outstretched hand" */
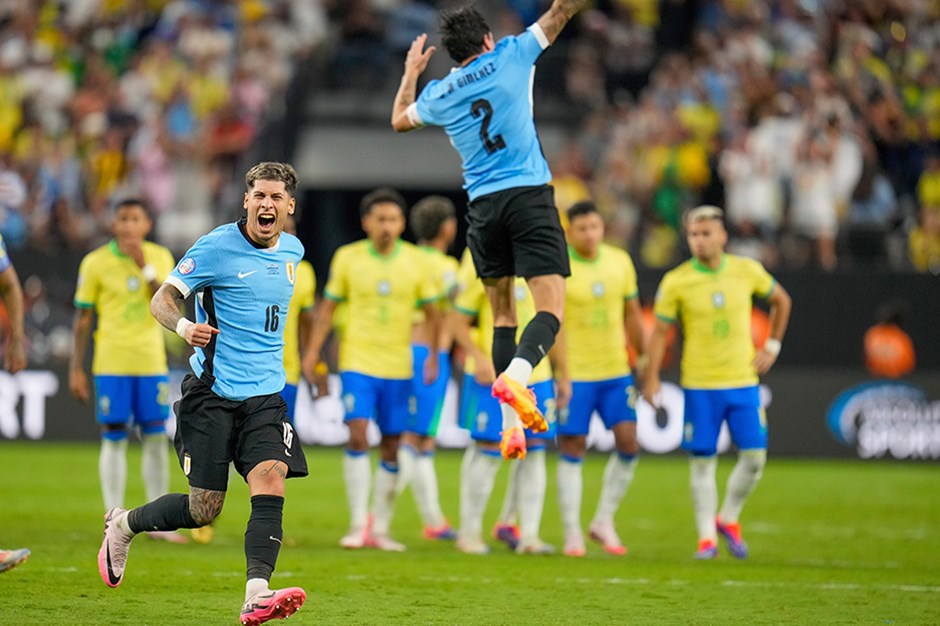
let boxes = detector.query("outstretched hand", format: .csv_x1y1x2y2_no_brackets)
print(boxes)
405,33,436,75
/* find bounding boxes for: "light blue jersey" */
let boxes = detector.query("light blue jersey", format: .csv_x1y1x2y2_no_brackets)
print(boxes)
413,24,551,200
166,220,303,401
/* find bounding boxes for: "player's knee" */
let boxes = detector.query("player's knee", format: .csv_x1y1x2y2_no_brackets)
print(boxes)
739,449,767,479
558,435,585,458
188,495,223,526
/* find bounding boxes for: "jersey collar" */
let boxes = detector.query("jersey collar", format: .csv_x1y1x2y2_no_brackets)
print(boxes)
569,244,601,264
237,217,280,251
691,254,727,274
368,239,401,260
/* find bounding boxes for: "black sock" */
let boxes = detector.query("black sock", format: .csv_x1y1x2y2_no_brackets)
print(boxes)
245,495,284,582
127,494,199,533
516,311,560,368
492,326,518,373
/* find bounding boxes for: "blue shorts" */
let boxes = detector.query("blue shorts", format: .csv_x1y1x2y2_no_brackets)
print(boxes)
682,386,766,455
408,345,451,437
340,371,413,436
459,378,556,443
558,375,637,436
94,375,170,434
280,383,298,424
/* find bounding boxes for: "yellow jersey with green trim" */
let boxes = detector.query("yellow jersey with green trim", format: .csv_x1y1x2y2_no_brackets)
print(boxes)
454,252,552,385
324,239,440,379
413,246,459,324
565,243,638,381
283,259,316,385
74,240,175,375
653,254,776,389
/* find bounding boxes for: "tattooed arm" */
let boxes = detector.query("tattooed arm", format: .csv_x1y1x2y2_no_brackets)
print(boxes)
391,33,437,132
150,282,219,348
536,0,590,44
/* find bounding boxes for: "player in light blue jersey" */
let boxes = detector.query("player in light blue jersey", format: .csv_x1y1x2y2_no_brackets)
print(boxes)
392,0,590,461
97,163,308,626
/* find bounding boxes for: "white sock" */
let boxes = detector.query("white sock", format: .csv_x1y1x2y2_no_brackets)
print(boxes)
460,448,500,541
458,444,477,536
500,403,523,432
517,447,546,544
116,509,135,536
100,438,128,510
343,452,371,531
141,434,169,502
371,462,399,537
592,454,638,525
719,450,767,524
497,458,520,526
504,357,533,385
245,577,270,602
415,452,446,528
556,455,583,534
690,456,719,542
396,444,417,496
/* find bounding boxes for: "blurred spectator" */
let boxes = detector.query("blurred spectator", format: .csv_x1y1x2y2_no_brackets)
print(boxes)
908,205,940,274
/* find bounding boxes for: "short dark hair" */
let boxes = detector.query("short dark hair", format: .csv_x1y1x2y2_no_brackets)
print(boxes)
245,162,298,195
113,197,152,219
440,6,490,63
360,187,407,217
567,200,599,223
410,195,456,241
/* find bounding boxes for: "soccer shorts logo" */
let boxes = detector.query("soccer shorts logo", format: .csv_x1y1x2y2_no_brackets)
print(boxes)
343,393,356,413
183,453,191,476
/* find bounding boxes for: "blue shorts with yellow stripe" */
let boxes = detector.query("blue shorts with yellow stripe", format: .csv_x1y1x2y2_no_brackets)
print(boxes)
557,375,636,436
682,385,766,455
408,345,451,437
459,378,556,443
94,374,170,435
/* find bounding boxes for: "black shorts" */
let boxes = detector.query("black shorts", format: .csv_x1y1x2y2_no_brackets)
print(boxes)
173,374,308,491
466,184,571,279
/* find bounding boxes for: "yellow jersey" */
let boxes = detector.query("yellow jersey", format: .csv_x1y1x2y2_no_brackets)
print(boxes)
74,240,175,375
413,246,459,325
453,251,552,385
654,254,776,389
324,239,439,379
283,259,316,385
565,244,638,381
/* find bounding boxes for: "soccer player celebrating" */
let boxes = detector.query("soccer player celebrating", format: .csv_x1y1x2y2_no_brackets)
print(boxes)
556,201,646,557
642,206,792,560
301,188,440,552
70,199,186,544
450,250,559,555
399,195,459,541
392,0,590,460
96,163,309,625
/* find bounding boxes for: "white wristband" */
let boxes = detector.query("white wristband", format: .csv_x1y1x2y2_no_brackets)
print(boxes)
763,338,781,357
141,264,157,283
175,318,194,339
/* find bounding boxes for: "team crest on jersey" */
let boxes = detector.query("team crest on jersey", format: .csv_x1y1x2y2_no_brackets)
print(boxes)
178,258,195,275
377,279,391,296
592,281,605,298
127,276,140,292
286,262,295,285
712,291,725,308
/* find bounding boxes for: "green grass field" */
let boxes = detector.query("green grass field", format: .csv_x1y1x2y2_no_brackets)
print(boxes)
1,442,937,625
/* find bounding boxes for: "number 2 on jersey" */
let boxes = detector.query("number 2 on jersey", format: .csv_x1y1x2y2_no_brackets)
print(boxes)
471,99,506,155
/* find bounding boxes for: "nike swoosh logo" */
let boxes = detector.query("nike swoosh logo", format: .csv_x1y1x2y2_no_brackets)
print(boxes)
284,449,292,457
238,270,258,279
269,536,282,544
106,543,121,586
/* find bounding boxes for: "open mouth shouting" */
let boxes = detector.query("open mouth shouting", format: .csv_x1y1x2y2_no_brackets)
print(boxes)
257,213,277,233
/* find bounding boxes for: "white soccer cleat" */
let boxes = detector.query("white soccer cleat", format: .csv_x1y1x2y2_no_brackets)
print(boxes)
456,534,490,555
563,530,586,557
240,587,306,625
97,507,134,587
515,538,556,555
588,520,627,556
339,527,368,549
365,534,406,552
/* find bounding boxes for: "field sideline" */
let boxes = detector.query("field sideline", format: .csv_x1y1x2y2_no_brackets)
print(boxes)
1,442,937,625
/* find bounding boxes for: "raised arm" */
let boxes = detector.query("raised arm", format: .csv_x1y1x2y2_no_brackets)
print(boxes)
391,33,437,133
150,282,218,348
536,0,590,45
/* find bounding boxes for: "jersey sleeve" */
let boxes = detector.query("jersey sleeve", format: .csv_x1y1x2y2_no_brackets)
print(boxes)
653,272,680,323
454,276,485,318
73,254,98,308
323,247,349,302
414,79,444,128
513,24,550,64
417,259,442,306
746,259,777,299
622,252,639,300
165,235,220,297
